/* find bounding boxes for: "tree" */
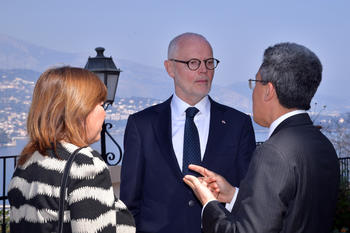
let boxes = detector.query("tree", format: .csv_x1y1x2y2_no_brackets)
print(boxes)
321,112,350,158
319,112,350,232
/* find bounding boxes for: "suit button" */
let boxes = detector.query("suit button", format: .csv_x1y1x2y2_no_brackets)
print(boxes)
188,200,195,207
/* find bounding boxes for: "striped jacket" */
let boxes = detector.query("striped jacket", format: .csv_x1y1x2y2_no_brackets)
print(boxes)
8,142,136,233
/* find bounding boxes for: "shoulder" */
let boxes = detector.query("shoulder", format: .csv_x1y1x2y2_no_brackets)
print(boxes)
128,97,171,121
267,124,318,150
256,128,308,165
59,143,109,180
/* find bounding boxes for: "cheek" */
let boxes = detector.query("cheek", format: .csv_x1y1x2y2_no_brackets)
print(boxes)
97,110,105,124
174,76,189,90
208,70,214,79
207,75,214,86
252,91,259,114
252,90,256,104
101,111,106,122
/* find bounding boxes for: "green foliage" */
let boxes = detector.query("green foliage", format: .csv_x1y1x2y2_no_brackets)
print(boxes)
333,227,349,233
0,208,10,233
333,177,350,232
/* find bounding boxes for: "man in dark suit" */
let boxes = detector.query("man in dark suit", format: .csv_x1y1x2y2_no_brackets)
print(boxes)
120,32,256,233
184,42,340,233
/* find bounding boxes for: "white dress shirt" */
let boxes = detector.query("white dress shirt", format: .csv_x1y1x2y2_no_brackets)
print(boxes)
171,93,211,170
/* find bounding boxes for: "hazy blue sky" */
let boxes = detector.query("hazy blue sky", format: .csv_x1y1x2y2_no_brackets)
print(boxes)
1,0,349,101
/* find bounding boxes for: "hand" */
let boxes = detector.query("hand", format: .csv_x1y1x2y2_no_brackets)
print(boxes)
183,175,217,206
188,164,236,203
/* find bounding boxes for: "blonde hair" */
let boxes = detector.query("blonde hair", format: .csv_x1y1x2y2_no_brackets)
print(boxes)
18,66,107,165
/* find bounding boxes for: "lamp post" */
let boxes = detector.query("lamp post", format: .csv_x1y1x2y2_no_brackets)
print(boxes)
85,47,122,166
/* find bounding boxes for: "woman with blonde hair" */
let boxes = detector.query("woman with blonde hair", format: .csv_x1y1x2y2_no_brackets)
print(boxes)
8,67,135,233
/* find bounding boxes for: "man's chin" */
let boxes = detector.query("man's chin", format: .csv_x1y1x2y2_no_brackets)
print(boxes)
195,87,211,96
253,117,268,128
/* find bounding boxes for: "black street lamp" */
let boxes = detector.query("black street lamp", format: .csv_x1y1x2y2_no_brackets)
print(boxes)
85,47,122,166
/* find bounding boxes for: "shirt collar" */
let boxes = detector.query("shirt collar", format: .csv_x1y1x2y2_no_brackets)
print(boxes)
171,94,210,118
268,110,307,138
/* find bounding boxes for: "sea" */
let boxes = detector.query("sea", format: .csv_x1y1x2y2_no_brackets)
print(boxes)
0,131,269,203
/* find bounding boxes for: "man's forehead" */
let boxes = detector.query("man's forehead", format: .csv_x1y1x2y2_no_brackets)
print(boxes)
176,41,212,56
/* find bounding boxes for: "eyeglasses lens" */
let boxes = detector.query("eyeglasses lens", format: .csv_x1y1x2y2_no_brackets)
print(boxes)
188,59,201,70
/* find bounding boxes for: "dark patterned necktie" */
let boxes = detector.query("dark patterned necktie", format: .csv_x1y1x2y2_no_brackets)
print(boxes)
182,107,201,175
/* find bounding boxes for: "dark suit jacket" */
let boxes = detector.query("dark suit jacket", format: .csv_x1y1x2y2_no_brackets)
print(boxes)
202,113,340,233
120,96,256,233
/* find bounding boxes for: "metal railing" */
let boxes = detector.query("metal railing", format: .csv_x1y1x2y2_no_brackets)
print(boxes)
1,155,17,233
339,157,350,189
1,154,350,232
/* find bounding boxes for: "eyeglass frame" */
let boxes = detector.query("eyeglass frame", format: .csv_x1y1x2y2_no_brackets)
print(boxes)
169,58,220,71
248,79,269,89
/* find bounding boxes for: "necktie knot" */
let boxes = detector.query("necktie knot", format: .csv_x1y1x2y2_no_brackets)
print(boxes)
186,107,199,119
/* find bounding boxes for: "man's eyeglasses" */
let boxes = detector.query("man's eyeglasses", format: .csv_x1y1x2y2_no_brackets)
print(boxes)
170,58,220,71
248,79,268,89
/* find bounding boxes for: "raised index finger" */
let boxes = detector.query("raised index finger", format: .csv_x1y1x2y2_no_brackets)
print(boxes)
188,164,216,177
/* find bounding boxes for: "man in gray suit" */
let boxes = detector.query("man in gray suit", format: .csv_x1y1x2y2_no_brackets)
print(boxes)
183,42,340,233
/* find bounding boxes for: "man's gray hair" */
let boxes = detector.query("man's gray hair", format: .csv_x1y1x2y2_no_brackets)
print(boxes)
167,32,212,59
259,42,322,110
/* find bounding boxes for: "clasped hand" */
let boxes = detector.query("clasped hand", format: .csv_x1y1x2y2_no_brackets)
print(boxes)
183,164,236,206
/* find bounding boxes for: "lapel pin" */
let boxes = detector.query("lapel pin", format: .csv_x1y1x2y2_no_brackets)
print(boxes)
221,120,226,124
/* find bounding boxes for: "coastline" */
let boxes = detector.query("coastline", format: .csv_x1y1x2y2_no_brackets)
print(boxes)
0,136,28,147
0,139,16,147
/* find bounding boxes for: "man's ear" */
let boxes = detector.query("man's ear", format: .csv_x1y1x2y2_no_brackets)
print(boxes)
264,82,275,101
164,60,175,78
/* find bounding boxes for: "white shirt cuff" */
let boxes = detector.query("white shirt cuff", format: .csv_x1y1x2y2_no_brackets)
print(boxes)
225,187,239,212
201,187,239,220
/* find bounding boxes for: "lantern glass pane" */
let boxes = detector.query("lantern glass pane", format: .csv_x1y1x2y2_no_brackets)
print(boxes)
106,74,119,103
95,72,106,85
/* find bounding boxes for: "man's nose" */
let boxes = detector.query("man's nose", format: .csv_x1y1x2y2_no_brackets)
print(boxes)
197,61,207,72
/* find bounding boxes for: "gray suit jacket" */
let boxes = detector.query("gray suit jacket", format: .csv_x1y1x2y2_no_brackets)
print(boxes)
202,113,340,233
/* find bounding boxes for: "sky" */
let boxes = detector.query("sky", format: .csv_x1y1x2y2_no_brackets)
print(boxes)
1,0,350,101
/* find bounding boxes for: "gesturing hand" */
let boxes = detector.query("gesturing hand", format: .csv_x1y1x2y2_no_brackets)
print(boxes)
185,164,236,204
183,174,217,206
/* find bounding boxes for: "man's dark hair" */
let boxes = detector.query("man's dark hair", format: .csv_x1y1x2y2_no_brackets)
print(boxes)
259,42,322,110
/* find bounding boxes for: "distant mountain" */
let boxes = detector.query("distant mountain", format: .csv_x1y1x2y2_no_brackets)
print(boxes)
0,34,85,71
0,34,251,112
0,33,348,113
0,69,40,82
116,59,173,101
225,81,350,113
116,59,251,112
311,93,350,113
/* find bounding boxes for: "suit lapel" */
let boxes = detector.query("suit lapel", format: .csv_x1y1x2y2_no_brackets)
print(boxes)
153,96,184,178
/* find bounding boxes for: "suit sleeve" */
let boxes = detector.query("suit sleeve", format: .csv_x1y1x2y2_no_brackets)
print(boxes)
237,116,256,183
120,114,144,223
202,145,294,233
